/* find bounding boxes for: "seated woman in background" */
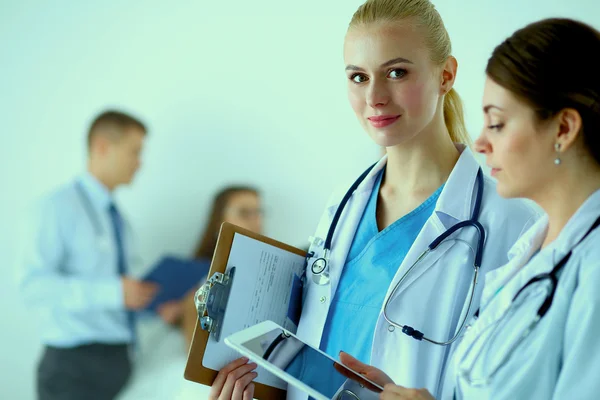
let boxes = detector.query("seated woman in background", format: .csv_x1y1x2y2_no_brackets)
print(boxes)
157,185,264,346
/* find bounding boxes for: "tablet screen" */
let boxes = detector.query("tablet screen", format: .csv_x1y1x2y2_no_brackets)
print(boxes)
240,328,383,398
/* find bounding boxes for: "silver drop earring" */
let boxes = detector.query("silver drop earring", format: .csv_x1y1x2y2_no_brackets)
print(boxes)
554,143,562,165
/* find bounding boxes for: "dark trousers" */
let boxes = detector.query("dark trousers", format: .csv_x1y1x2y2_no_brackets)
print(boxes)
37,343,132,400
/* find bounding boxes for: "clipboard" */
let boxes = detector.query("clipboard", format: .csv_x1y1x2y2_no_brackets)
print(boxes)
184,222,307,399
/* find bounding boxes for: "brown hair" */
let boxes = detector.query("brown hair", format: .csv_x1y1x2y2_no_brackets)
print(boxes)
349,0,471,145
193,186,260,259
87,110,147,149
487,18,600,164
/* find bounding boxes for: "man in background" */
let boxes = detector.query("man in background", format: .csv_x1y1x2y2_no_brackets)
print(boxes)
18,110,159,400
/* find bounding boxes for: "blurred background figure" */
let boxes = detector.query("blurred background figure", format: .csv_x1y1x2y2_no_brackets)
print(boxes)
157,186,264,347
17,110,159,400
194,186,264,259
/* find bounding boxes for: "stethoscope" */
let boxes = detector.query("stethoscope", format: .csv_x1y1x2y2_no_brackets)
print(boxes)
74,180,111,250
459,215,600,387
310,163,486,346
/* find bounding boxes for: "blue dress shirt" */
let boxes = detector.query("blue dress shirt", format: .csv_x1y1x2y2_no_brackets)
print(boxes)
18,173,140,347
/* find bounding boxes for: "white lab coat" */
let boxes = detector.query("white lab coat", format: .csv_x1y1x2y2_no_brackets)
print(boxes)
288,145,541,400
442,189,600,400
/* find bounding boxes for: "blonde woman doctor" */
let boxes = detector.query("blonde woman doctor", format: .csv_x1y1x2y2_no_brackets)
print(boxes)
208,1,540,400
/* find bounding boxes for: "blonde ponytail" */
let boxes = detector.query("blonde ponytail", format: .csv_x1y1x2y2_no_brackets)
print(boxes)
443,88,472,146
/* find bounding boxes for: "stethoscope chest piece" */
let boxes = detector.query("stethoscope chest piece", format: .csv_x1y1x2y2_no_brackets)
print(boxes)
311,258,327,274
311,258,330,285
310,247,331,285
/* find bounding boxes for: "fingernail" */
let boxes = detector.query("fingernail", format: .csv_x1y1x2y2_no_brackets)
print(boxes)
241,357,249,362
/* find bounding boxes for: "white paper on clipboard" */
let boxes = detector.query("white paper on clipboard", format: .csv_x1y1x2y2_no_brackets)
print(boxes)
202,233,306,389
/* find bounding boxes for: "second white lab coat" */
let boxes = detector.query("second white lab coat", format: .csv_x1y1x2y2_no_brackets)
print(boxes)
443,189,600,400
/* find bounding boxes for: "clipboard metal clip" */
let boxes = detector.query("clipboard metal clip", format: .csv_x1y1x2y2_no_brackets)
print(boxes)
194,267,236,342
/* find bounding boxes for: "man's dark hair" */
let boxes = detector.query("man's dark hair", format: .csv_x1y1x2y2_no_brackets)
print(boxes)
87,110,147,149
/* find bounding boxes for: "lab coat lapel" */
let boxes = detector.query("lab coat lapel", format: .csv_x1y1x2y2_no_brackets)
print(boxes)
383,145,482,304
326,191,370,297
327,159,387,297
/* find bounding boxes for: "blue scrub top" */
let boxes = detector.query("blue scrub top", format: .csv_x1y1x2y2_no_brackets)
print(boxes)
288,168,443,396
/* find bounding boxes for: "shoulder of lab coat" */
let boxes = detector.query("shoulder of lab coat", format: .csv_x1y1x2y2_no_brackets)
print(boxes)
552,234,600,398
552,191,600,398
554,238,600,399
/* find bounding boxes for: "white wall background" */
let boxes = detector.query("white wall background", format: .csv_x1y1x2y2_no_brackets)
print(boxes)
0,0,597,398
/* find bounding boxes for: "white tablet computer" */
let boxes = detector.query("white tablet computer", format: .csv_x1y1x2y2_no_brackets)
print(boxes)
225,320,383,400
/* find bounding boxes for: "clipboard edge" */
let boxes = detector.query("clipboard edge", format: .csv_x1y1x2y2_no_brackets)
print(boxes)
183,222,305,400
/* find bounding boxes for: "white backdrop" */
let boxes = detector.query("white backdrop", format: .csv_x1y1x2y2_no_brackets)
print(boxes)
1,0,597,398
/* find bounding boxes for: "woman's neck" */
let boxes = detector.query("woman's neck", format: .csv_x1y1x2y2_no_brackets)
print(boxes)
375,127,460,230
383,131,460,197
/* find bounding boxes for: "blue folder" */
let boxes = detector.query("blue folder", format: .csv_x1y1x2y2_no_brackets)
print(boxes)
142,255,211,312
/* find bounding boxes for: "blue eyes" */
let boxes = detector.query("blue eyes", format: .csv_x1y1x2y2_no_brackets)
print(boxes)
349,68,408,84
388,69,406,79
351,74,368,83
